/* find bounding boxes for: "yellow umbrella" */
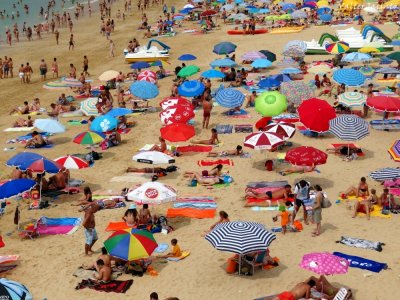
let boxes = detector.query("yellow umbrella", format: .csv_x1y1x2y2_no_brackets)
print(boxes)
359,47,381,53
383,0,400,8
307,64,332,74
317,0,329,7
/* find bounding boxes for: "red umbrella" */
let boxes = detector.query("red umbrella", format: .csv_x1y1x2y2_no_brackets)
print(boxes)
297,98,336,132
285,146,328,166
366,96,400,112
265,122,296,140
160,96,193,110
255,117,272,130
201,9,217,16
138,70,157,83
244,131,285,150
160,123,195,142
160,105,195,125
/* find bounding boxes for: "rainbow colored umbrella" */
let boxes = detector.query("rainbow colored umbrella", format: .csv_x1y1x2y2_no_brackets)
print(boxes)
73,131,105,145
325,41,350,54
388,140,400,162
104,229,158,261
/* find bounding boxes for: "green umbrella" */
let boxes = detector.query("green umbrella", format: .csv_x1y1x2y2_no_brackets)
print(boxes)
278,14,292,20
387,51,400,61
178,65,200,78
265,15,280,21
255,91,287,117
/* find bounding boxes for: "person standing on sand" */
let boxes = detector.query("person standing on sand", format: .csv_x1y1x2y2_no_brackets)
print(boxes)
312,185,323,237
202,98,212,129
83,55,89,76
69,33,75,50
69,63,77,79
24,62,33,83
82,204,99,255
109,40,115,57
39,59,48,81
52,58,58,78
55,29,59,45
18,64,25,83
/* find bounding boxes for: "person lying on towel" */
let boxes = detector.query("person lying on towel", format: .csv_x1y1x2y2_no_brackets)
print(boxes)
279,165,315,176
184,164,223,177
24,131,48,148
207,145,243,157
189,173,232,186
245,185,292,202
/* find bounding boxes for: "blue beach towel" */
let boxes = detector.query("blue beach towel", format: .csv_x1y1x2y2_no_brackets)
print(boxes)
173,202,217,209
154,243,169,253
17,132,50,141
216,124,233,134
40,217,81,226
333,252,388,273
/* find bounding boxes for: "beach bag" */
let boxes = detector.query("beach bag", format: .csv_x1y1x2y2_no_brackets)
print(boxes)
321,193,332,208
166,165,178,173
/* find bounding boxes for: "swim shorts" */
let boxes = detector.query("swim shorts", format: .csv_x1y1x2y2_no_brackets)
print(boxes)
277,291,295,300
84,228,98,245
295,199,305,207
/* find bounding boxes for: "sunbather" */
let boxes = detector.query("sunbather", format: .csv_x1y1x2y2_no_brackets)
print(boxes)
83,247,111,272
245,185,292,202
203,211,230,235
190,128,219,145
93,259,111,283
272,278,316,300
305,275,342,300
71,186,93,206
158,238,181,258
188,173,226,186
279,165,315,176
341,176,369,198
24,131,47,148
149,137,167,152
48,168,67,190
326,145,362,157
184,164,223,177
13,116,33,127
352,189,377,220
126,167,167,176
207,145,243,157
9,101,29,115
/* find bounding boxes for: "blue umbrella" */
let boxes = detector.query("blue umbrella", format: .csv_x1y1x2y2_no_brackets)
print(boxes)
173,15,184,20
270,74,292,82
106,108,133,117
342,52,372,63
281,67,302,74
7,152,44,167
179,8,193,14
201,69,226,79
33,119,65,134
333,69,366,86
178,80,205,97
129,81,159,99
282,3,296,10
317,7,331,14
248,8,260,14
19,158,61,174
215,88,245,108
258,8,270,13
0,179,36,200
291,10,307,19
210,58,237,68
0,278,33,300
302,4,315,9
319,13,332,22
213,42,237,55
90,115,118,132
251,59,273,68
246,5,257,9
258,78,281,88
151,60,164,67
130,61,151,69
178,54,197,61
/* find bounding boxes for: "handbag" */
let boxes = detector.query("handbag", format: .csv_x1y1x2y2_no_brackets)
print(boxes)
321,192,332,208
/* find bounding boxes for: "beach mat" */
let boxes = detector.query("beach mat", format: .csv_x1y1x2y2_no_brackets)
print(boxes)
173,202,217,209
37,217,81,235
357,205,391,218
333,252,388,273
3,127,34,132
198,159,234,167
75,279,133,293
251,206,294,211
336,236,385,252
166,208,216,218
139,144,173,151
176,145,212,152
154,243,169,253
216,124,233,134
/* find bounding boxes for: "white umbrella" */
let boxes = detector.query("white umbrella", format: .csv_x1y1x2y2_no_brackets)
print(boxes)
132,151,175,164
363,6,378,13
34,119,65,134
98,70,119,81
126,182,177,204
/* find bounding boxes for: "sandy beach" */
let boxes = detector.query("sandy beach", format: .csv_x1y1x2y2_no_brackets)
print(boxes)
0,0,399,299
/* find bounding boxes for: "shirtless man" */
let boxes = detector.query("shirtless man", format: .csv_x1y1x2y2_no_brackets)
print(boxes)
245,184,292,202
202,98,212,129
9,101,29,115
10,167,23,179
272,279,316,300
24,131,47,148
83,204,99,255
39,59,48,81
48,103,60,119
13,116,33,127
69,63,77,78
245,91,257,108
191,128,219,145
208,145,243,157
48,169,67,190
83,55,89,76
190,173,226,186
24,62,33,83
93,259,111,282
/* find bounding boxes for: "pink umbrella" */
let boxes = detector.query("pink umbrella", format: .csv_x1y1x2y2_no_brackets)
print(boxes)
300,252,349,275
138,70,157,83
265,122,296,140
244,131,285,150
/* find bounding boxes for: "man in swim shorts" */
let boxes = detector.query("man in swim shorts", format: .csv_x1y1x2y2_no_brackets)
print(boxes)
202,98,212,129
272,279,316,300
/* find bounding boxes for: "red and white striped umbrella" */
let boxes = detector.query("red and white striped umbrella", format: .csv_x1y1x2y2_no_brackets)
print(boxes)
54,155,89,169
160,96,193,110
265,122,296,140
138,70,157,83
160,105,195,125
244,131,285,150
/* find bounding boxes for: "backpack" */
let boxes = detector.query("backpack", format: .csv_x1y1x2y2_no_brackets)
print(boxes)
166,165,178,173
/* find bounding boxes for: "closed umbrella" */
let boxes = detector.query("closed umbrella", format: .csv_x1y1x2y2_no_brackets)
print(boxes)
201,69,226,79
126,182,177,204
325,41,350,54
369,168,400,181
129,81,159,99
255,91,287,117
213,42,237,55
98,70,119,81
280,81,314,105
210,58,237,68
215,88,245,108
160,96,193,110
244,131,285,150
298,98,336,132
333,69,366,86
90,115,118,132
178,80,205,97
160,124,195,142
285,146,328,166
132,151,175,164
329,115,369,141
0,278,33,300
367,96,400,112
160,105,195,125
241,51,267,61
265,122,296,140
178,54,197,61
178,65,200,78
337,92,366,107
388,140,400,162
80,97,98,116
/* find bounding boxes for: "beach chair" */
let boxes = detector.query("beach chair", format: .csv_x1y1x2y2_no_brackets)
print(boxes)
243,251,266,274
18,220,41,240
333,288,352,300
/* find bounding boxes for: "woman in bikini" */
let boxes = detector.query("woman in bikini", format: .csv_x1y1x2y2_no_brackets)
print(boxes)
203,211,230,236
190,128,219,145
342,176,369,198
184,164,223,178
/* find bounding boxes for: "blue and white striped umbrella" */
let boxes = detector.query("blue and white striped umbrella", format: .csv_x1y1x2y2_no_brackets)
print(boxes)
329,115,369,141
342,52,372,62
215,88,245,108
177,80,205,97
129,81,159,99
0,278,33,300
369,168,400,181
332,69,366,86
205,221,276,254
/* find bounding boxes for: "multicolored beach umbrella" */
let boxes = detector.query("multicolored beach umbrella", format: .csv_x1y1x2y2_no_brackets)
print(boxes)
337,92,366,107
359,65,375,77
73,131,105,145
80,98,99,116
388,140,400,162
104,229,158,261
325,41,350,54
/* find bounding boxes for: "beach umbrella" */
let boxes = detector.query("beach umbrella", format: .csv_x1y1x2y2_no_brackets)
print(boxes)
317,7,331,14
19,158,61,174
104,228,158,261
329,115,369,141
282,48,305,58
319,13,332,22
255,91,287,117
129,81,159,99
90,115,118,132
213,42,237,55
201,9,217,16
215,88,245,108
280,81,314,105
138,70,157,83
282,3,296,10
106,108,133,118
244,131,285,150
325,41,350,54
284,40,307,52
7,152,45,167
54,155,89,169
178,80,205,97
201,69,226,79
0,278,33,300
160,96,193,110
210,58,237,68
177,65,200,78
369,168,400,181
132,151,175,165
160,123,195,142
375,67,400,74
178,54,197,61
342,52,372,63
390,40,400,46
367,96,400,112
388,140,400,162
337,92,366,107
302,3,316,9
229,13,249,20
151,60,171,68
317,0,329,6
80,97,99,116
298,98,336,132
0,179,36,200
333,69,366,86
98,70,119,81
221,4,234,10
280,67,302,74
270,74,291,82
259,50,276,62
160,106,195,125
359,47,380,53
363,6,378,13
241,51,267,61
307,64,332,75
291,10,307,19
265,122,296,140
285,146,328,166
258,78,281,88
73,131,106,145
387,51,400,61
300,252,349,275
359,65,375,76
179,8,193,14
126,182,177,204
251,59,273,69
130,61,151,69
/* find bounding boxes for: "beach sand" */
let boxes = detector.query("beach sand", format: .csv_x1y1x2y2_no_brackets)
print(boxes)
0,1,399,299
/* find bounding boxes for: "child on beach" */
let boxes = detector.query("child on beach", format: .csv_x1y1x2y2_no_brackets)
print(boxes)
158,239,181,258
273,201,292,234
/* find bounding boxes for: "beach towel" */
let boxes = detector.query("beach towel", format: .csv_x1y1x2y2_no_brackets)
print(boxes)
68,179,85,187
247,181,289,189
105,222,133,232
358,205,391,219
167,251,190,261
17,132,50,141
3,127,34,132
251,206,295,211
176,145,213,152
333,252,388,273
0,255,19,264
42,190,68,198
25,143,54,149
336,236,385,252
73,267,122,280
245,197,294,207
154,243,169,253
216,124,233,134
212,183,230,188
234,124,253,133
66,120,86,126
0,264,17,273
198,159,234,167
75,279,133,293
166,208,216,219
173,202,217,209
222,109,248,116
37,217,81,235
176,196,216,203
